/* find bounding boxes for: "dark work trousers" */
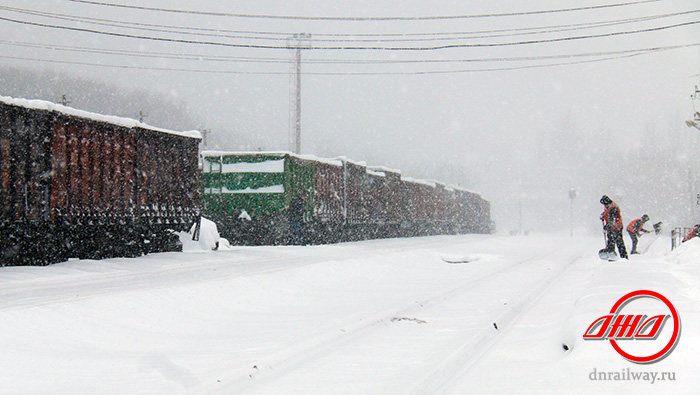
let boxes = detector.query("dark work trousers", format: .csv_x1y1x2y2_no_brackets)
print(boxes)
606,229,628,259
628,231,639,254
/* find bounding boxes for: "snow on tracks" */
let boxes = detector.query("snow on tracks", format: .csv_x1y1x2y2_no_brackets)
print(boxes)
208,250,544,394
0,234,598,394
0,237,473,311
206,236,593,394
407,245,592,394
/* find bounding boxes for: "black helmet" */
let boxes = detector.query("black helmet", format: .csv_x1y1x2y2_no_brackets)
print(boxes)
642,214,649,222
600,195,612,205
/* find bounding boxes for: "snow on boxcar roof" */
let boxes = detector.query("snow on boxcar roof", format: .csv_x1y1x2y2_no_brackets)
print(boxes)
367,165,401,175
401,176,437,188
0,95,201,139
366,169,387,178
201,150,346,167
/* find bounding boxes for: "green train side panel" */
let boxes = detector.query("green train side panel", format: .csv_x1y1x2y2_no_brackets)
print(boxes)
204,193,287,218
204,172,285,192
202,153,316,221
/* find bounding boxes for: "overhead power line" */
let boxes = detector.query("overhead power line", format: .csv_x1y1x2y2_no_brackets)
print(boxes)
2,39,697,65
5,5,698,39
2,5,698,44
1,43,698,75
66,0,662,21
0,52,653,75
0,14,698,51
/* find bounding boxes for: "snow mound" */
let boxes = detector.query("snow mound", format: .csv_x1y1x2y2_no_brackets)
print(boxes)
642,235,672,257
177,217,222,252
439,253,501,264
666,237,700,265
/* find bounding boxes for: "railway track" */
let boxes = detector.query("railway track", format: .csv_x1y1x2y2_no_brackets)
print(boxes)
205,247,583,394
407,247,590,394
0,235,487,311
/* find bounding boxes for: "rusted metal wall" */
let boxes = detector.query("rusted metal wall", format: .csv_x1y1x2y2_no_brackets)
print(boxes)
0,99,201,265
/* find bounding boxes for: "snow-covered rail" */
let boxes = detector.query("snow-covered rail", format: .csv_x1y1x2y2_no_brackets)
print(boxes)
0,235,489,312
406,248,588,394
209,250,553,394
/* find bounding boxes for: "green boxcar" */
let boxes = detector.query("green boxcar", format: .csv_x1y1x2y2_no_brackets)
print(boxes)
201,152,318,244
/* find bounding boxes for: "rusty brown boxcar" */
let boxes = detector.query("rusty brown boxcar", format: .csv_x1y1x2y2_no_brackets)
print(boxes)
452,188,493,234
0,96,201,265
313,160,345,224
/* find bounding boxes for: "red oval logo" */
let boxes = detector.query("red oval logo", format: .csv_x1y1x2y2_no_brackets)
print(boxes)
582,290,681,364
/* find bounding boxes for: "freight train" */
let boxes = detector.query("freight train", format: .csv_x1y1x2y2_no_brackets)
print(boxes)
0,95,492,265
201,151,493,245
0,96,201,265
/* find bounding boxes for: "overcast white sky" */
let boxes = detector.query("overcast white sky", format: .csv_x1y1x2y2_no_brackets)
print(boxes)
1,0,699,232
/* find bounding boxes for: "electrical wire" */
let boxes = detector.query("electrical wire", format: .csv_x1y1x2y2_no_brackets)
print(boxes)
1,2,696,77
0,53,649,74
1,39,697,65
2,44,695,75
1,5,697,43
0,13,697,51
66,0,663,21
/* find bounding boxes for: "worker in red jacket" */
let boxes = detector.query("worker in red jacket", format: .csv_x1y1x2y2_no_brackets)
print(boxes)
682,224,700,243
600,195,628,259
627,214,651,254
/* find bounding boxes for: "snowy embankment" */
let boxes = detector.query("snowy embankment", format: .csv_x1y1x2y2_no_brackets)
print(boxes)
0,228,697,394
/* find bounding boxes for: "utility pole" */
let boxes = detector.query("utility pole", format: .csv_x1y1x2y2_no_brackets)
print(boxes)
288,33,311,154
201,128,210,149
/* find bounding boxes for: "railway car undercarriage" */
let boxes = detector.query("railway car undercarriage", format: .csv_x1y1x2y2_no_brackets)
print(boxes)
0,220,185,266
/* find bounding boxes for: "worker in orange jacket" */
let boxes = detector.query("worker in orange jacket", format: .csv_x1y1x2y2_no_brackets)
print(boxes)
682,224,700,243
600,195,628,259
627,214,651,254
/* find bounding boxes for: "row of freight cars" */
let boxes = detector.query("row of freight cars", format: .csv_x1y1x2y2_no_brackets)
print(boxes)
201,152,493,245
0,95,492,265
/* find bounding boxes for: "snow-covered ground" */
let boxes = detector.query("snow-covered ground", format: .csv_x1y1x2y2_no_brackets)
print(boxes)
0,230,698,394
